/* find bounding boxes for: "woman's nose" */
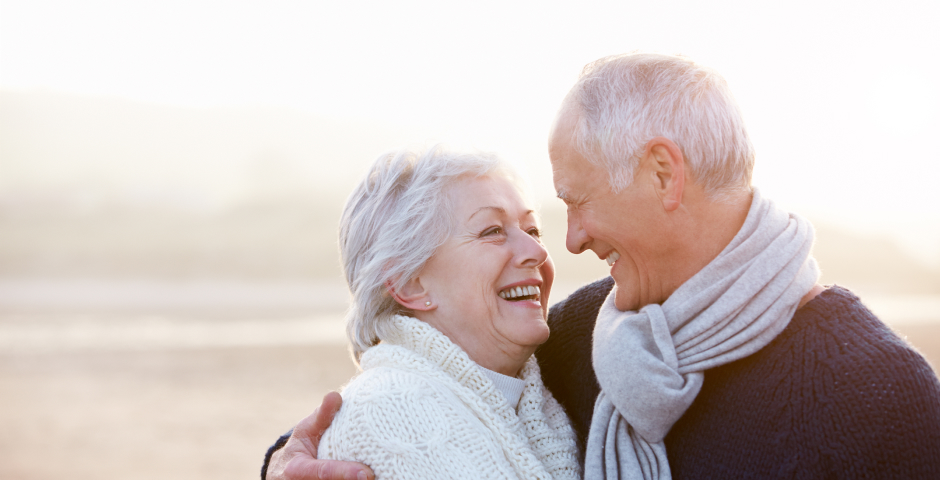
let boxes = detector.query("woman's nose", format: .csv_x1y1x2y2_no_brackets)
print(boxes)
514,229,549,267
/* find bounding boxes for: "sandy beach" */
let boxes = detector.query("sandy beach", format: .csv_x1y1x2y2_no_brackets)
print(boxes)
1,307,938,480
0,342,357,480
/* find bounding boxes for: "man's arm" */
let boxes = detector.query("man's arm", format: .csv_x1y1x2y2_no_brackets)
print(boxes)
263,392,374,480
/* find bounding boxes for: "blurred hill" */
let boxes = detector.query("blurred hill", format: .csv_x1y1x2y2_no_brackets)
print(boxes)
0,89,415,209
2,89,939,295
2,198,938,295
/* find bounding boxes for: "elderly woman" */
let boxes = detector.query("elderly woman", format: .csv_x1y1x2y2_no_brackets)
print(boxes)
314,146,581,479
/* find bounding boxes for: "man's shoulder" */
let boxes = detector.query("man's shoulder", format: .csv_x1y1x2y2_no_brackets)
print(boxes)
791,285,931,368
685,284,940,427
763,285,940,411
542,276,614,352
668,285,940,478
555,276,615,306
548,277,615,326
792,286,940,475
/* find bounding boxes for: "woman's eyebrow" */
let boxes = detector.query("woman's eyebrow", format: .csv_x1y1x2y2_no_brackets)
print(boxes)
468,206,506,220
467,207,536,222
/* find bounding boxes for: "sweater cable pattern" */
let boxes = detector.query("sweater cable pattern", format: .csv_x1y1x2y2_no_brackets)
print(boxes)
318,315,582,479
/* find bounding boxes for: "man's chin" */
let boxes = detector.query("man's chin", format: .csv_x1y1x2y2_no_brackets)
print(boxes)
612,283,639,312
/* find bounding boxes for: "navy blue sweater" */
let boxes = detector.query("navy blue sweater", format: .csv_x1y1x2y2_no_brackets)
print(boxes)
537,278,940,479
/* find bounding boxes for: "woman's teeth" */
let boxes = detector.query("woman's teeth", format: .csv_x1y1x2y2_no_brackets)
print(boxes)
498,285,541,301
606,251,621,266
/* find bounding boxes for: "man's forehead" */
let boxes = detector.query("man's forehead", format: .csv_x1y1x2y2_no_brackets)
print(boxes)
551,160,579,201
549,142,583,176
548,103,579,148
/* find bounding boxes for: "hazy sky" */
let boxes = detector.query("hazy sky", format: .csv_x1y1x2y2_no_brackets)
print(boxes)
2,0,939,261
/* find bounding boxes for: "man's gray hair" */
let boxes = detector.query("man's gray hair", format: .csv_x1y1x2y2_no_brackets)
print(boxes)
339,145,514,362
566,52,755,198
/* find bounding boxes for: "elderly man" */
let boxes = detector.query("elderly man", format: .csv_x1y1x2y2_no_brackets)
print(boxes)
264,53,940,479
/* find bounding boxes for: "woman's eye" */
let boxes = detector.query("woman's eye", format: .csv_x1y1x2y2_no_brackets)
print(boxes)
527,227,542,238
481,226,503,237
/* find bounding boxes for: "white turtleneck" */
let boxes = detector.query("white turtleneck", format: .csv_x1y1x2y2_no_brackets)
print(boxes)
480,366,526,410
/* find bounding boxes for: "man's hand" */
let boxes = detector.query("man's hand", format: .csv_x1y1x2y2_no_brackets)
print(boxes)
266,392,374,480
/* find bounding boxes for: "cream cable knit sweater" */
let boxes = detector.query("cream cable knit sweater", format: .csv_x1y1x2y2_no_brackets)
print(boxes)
318,315,582,480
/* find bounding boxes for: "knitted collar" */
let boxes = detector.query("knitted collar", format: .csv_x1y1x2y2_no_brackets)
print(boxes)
363,314,582,479
374,314,515,412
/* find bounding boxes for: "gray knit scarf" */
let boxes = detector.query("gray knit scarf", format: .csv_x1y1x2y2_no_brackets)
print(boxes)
585,189,820,479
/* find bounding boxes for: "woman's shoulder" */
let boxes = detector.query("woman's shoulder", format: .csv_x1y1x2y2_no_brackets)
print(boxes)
321,348,525,479
342,344,444,396
325,353,468,443
342,363,443,400
338,343,486,427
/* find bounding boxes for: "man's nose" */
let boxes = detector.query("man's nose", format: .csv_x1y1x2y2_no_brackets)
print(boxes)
565,213,590,254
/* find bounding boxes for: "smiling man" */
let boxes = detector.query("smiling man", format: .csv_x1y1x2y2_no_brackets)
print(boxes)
263,53,940,480
536,52,940,479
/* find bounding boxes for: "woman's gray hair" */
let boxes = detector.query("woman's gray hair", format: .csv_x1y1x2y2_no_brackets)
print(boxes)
566,52,755,200
339,145,515,362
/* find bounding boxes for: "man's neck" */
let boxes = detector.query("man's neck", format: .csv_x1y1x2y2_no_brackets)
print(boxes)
663,188,753,297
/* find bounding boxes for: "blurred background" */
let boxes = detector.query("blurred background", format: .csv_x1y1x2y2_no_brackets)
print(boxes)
1,1,939,479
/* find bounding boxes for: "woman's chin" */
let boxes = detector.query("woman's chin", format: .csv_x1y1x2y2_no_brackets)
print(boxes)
512,317,551,349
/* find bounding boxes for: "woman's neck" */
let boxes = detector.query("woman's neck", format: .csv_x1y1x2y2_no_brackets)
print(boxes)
414,311,539,377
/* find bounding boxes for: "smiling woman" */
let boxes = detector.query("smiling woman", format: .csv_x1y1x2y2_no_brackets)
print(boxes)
409,175,553,376
280,146,581,479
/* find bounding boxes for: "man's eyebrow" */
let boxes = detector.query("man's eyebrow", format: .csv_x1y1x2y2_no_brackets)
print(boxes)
556,189,570,202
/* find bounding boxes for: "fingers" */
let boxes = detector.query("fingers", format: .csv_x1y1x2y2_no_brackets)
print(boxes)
313,391,343,441
293,391,342,452
284,457,375,480
267,392,374,480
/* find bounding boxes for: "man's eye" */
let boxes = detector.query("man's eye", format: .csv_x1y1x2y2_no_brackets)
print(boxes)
481,226,503,237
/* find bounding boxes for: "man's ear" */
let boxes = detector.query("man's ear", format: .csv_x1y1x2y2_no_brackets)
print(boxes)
385,276,434,311
644,136,685,212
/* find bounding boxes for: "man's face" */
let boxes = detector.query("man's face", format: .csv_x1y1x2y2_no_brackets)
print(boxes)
548,109,669,311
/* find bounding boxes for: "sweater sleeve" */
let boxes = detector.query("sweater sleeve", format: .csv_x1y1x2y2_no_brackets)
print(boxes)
804,290,940,478
260,429,293,480
317,367,521,480
819,349,940,478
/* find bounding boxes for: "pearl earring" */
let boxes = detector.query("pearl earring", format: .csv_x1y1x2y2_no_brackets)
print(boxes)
425,301,431,307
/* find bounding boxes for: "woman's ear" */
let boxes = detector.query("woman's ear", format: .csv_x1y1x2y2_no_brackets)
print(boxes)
385,276,434,311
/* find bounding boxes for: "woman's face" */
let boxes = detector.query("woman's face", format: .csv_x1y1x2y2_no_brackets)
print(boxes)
415,174,554,372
